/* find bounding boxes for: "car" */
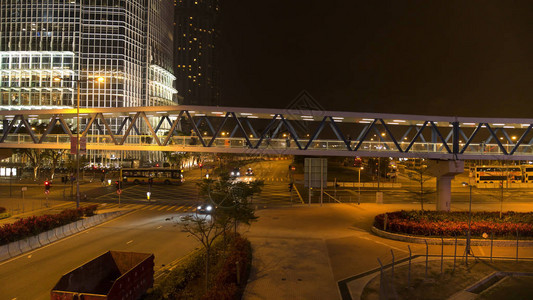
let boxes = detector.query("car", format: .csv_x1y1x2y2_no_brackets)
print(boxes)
230,168,241,177
196,203,215,214
245,168,254,176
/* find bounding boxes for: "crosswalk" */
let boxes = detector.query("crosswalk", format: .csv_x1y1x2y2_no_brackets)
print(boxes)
63,201,198,213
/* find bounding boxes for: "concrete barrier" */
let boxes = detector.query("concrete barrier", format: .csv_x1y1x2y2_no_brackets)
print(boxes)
54,227,65,240
0,210,131,262
47,229,57,243
0,244,10,261
7,241,21,257
18,238,31,253
28,236,40,250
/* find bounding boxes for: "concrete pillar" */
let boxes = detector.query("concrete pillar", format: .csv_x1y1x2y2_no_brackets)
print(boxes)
436,175,453,211
426,160,465,211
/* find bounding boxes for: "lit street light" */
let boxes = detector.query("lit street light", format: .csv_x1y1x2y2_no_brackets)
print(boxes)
56,76,105,208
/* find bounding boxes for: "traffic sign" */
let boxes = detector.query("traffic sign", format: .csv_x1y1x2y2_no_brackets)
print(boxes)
21,187,27,192
117,189,122,195
45,190,50,195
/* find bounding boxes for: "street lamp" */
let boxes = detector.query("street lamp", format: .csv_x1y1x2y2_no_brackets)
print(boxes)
358,167,363,205
69,76,104,208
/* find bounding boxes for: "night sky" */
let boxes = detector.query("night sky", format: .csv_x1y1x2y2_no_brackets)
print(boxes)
218,1,532,118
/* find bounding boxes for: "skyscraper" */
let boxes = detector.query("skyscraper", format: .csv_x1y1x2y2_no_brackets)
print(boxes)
0,0,177,122
174,0,219,106
0,0,177,165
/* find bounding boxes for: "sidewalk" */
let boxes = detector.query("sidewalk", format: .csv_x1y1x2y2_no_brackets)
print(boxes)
242,202,533,300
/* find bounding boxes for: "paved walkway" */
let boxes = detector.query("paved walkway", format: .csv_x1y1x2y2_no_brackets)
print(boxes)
242,202,533,300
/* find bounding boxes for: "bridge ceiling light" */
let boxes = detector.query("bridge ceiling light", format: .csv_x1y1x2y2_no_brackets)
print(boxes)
128,112,137,114
301,115,313,118
388,122,399,125
492,123,505,126
504,126,514,128
29,115,39,117
211,112,224,115
194,113,205,116
521,124,530,127
362,118,374,121
103,113,114,115
416,124,424,126
188,111,196,113
392,120,406,122
156,111,167,114
462,123,476,126
240,113,253,116
359,121,371,123
332,117,344,120
247,116,258,119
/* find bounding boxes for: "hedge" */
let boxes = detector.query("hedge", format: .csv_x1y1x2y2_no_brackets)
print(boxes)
0,205,98,245
374,210,533,238
145,233,252,300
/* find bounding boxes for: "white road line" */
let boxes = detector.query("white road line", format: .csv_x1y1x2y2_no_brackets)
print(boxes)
126,240,133,244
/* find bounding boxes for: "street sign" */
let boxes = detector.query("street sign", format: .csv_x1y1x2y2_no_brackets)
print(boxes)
21,187,27,192
80,137,87,154
70,137,77,154
117,189,122,195
304,158,327,188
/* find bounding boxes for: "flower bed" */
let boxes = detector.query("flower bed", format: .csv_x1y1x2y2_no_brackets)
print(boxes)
0,205,98,245
374,210,533,238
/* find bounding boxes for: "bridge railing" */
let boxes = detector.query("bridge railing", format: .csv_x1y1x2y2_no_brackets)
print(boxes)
2,133,530,156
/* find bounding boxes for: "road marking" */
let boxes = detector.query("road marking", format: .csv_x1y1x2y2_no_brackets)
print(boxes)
175,205,186,211
166,206,175,211
477,246,486,256
148,205,159,210
157,225,162,229
158,205,170,211
126,240,133,244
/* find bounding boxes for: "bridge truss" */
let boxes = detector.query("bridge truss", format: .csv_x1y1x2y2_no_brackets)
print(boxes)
1,105,533,160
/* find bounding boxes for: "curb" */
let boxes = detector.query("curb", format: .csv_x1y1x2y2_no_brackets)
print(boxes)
371,226,533,247
0,210,131,262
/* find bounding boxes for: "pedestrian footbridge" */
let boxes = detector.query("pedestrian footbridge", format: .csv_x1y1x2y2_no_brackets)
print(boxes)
1,105,532,160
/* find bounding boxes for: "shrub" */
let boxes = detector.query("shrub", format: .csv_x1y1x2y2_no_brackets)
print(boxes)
374,210,533,238
0,205,98,245
146,233,252,300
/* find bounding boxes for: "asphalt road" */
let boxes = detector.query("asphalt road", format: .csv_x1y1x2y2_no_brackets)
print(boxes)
0,208,200,300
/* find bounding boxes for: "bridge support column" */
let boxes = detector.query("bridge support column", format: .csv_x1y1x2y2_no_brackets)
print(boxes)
427,160,465,212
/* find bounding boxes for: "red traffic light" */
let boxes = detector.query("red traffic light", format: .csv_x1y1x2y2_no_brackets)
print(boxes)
155,163,159,167
44,181,51,190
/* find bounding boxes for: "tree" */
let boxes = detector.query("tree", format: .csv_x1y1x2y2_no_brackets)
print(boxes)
404,160,434,210
16,149,45,180
180,213,232,292
43,149,64,180
162,151,190,169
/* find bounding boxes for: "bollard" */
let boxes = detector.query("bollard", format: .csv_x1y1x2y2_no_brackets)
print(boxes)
516,229,518,262
490,231,494,263
441,236,444,275
407,245,412,289
453,235,457,273
390,249,395,285
384,213,388,231
425,240,429,279
236,261,241,284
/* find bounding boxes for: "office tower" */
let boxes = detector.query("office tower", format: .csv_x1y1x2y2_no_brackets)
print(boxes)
174,0,219,106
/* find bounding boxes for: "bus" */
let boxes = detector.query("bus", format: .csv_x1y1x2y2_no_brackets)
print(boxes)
474,166,522,183
121,168,184,185
522,166,533,183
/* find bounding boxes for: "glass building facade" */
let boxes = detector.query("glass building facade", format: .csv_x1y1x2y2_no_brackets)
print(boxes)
0,0,177,117
0,0,177,166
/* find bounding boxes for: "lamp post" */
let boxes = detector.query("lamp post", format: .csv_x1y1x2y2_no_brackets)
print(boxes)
358,167,363,204
72,77,105,208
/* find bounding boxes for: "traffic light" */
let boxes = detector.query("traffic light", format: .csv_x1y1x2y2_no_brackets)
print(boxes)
199,163,203,169
44,181,51,191
288,182,293,192
115,181,122,190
